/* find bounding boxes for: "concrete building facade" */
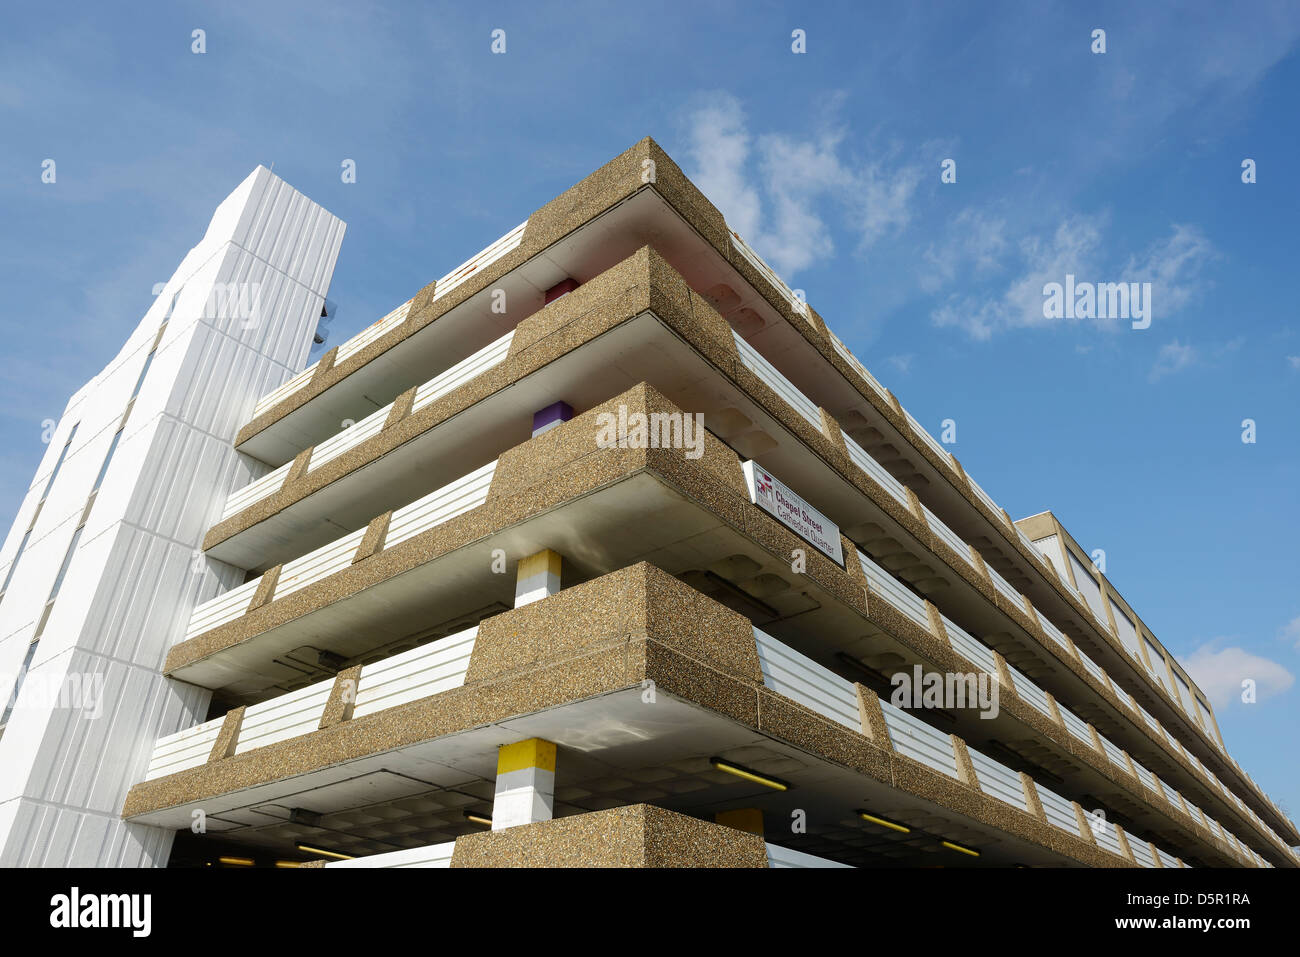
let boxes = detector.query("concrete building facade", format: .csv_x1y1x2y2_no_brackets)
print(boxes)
0,168,344,865
2,140,1294,868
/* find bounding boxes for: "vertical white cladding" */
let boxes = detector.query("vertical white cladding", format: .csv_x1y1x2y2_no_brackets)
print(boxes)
0,167,344,866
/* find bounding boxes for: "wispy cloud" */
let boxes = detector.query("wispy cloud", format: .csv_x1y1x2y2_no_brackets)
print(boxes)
886,354,914,375
922,208,1009,292
680,92,922,278
1147,335,1247,381
685,93,762,240
1282,616,1300,650
929,217,1216,341
1184,643,1295,709
931,212,1106,340
1125,224,1217,316
855,152,924,251
1149,339,1197,381
754,130,855,274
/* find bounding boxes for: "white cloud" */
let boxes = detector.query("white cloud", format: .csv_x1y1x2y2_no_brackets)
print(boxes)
1184,644,1294,709
922,209,1009,291
931,212,1107,340
683,93,762,241
1125,224,1217,317
856,156,923,250
1149,339,1197,381
886,354,914,374
1282,616,1300,650
679,98,1220,334
680,93,921,278
1286,356,1300,371
930,218,1216,341
755,132,855,274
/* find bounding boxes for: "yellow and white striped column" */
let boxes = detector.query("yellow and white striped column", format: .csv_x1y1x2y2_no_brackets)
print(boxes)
492,738,557,830
515,549,562,607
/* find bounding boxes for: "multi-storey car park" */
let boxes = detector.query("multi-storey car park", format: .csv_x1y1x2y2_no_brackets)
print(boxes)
0,139,1295,869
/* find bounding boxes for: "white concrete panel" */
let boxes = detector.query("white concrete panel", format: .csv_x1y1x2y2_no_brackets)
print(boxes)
767,843,853,868
1110,599,1141,660
1036,608,1070,651
858,549,930,629
431,221,524,303
0,510,81,643
905,410,953,466
1142,636,1170,694
235,681,333,755
1037,784,1080,836
844,432,909,506
334,300,411,364
1,648,207,812
1007,665,1052,717
231,168,345,296
943,614,997,674
325,840,455,868
879,700,959,778
734,332,822,430
924,505,972,563
1172,671,1194,715
146,716,224,780
0,419,80,565
1068,551,1107,622
0,632,35,721
410,331,514,413
1130,838,1156,868
753,627,859,730
351,628,477,720
24,517,118,667
1093,817,1126,857
64,531,225,669
1032,534,1065,581
827,329,890,401
968,747,1029,812
987,563,1027,610
0,166,343,866
200,245,325,359
1060,705,1093,745
114,418,262,547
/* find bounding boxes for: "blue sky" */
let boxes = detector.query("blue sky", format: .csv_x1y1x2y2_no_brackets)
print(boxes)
2,2,1297,828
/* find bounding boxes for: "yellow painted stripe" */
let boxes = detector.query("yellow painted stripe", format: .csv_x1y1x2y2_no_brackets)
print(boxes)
517,549,562,580
497,737,557,774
